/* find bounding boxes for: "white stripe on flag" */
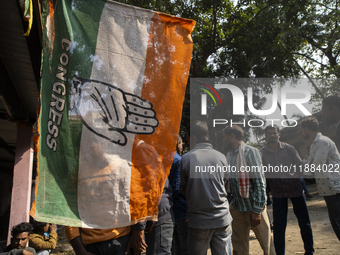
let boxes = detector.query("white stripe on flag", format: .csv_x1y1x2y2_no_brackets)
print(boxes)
78,2,155,228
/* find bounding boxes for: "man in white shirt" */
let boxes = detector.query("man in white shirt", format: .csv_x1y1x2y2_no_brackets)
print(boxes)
301,117,340,240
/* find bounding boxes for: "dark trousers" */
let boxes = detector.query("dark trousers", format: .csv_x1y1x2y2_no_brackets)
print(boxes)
324,193,340,241
85,234,131,255
145,217,174,255
172,218,188,255
273,195,314,255
300,178,310,196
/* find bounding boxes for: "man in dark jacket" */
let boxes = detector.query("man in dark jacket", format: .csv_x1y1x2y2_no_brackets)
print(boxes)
168,136,188,255
261,125,314,255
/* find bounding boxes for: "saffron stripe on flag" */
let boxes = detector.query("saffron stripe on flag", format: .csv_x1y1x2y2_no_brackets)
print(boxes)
130,12,195,223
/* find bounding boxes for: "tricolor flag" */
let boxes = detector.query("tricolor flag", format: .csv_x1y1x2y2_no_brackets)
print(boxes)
30,0,195,228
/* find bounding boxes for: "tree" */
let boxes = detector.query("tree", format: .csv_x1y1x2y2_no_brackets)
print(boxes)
117,0,339,146
298,0,340,77
293,0,340,100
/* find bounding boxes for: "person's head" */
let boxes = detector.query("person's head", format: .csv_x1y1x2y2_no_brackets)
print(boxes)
189,121,209,146
222,125,244,151
32,220,49,235
322,95,340,122
176,136,183,155
300,117,319,140
10,222,33,249
264,125,280,144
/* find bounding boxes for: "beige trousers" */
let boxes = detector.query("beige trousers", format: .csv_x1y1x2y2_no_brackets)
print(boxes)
230,205,276,255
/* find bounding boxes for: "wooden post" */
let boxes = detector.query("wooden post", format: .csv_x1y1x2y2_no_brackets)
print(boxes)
7,125,33,245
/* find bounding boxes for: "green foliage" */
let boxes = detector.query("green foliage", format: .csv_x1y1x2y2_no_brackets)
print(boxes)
116,0,340,148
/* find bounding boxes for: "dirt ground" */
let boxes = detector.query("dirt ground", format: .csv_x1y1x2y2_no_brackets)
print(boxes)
51,183,339,255
249,183,339,255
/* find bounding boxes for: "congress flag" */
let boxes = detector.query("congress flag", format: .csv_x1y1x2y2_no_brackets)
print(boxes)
30,0,195,228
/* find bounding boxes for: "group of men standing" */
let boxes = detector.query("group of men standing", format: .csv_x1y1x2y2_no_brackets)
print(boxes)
61,95,340,255
179,94,340,255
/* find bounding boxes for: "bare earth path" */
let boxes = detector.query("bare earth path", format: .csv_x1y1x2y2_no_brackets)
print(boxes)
249,183,339,255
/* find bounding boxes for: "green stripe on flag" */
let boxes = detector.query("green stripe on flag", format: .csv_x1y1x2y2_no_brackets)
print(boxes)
36,0,107,226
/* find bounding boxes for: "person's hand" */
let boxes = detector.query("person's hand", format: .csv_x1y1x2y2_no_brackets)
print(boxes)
70,236,95,255
125,229,147,255
70,76,158,146
49,224,57,232
250,212,261,227
131,230,147,252
22,250,34,255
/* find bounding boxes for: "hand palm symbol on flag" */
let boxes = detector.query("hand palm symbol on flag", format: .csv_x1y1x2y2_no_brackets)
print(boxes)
71,76,158,146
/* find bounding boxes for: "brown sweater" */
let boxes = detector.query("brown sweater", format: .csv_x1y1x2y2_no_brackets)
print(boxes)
64,226,130,246
29,231,58,252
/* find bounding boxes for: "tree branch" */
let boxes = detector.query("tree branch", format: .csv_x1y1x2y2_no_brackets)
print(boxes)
305,37,326,53
315,2,338,11
248,4,272,24
191,49,217,77
294,60,325,99
213,1,217,47
191,1,218,76
292,52,328,68
304,37,337,66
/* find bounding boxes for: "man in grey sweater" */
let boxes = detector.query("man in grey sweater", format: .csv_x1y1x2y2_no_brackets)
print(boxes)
180,121,232,255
